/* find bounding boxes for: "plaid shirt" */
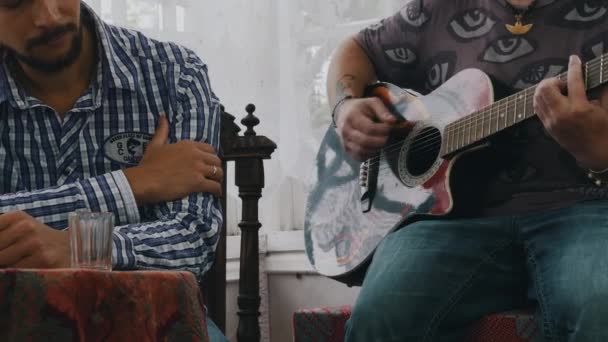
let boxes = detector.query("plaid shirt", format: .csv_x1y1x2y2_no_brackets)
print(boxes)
0,4,222,277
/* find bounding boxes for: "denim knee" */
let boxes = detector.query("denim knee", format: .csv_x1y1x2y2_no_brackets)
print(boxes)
549,288,608,340
346,289,419,342
345,267,428,342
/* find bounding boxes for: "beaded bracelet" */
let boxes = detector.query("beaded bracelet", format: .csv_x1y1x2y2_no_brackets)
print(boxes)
331,95,354,128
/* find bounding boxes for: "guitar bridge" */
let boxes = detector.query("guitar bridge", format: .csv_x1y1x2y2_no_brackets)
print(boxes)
360,157,379,213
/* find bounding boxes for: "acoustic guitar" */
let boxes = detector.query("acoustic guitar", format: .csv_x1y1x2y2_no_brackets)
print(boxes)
304,53,608,284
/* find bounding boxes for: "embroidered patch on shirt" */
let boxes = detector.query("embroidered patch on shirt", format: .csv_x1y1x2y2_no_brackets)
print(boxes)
103,132,153,166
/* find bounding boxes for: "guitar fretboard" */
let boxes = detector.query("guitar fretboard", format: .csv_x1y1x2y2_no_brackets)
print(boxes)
442,53,608,156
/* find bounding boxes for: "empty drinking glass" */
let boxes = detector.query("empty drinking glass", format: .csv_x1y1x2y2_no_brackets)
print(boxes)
69,210,115,271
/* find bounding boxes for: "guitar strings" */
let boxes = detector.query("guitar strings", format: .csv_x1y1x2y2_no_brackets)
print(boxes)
365,95,598,173
360,61,605,170
364,83,537,163
448,60,602,133
375,60,603,159
451,60,604,131
362,90,530,166
386,61,604,158
362,91,533,168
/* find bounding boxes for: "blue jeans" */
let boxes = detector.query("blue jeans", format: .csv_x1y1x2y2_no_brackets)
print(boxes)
207,318,229,342
345,200,608,341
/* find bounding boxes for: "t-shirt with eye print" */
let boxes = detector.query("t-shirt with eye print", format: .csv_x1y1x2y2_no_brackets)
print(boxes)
355,0,608,216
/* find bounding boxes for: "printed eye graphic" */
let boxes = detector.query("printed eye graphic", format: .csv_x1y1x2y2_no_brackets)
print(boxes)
384,46,417,65
565,2,607,22
399,1,429,29
548,0,607,29
424,52,456,91
512,59,567,90
428,63,449,88
449,9,497,40
482,37,535,64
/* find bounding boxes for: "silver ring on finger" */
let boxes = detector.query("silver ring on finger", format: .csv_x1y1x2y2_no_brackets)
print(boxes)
212,165,218,177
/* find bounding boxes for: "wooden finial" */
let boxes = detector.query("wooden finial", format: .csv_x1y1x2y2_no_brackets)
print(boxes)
242,104,260,136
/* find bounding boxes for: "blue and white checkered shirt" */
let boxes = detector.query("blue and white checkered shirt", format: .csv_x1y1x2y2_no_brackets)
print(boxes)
0,4,222,277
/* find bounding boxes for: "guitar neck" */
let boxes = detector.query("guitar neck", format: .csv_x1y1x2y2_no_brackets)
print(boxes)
442,53,608,156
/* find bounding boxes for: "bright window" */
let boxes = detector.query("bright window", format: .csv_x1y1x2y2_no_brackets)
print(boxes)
83,0,400,234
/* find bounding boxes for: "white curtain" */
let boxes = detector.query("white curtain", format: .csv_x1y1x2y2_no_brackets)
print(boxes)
84,0,401,234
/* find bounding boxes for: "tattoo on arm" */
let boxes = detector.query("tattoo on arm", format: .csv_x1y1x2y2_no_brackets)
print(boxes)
335,74,356,103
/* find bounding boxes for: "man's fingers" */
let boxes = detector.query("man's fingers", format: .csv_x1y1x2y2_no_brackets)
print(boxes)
537,78,568,110
366,98,398,124
556,77,567,93
0,238,31,267
534,93,550,121
351,112,394,137
13,255,39,269
567,55,587,102
201,152,222,167
0,224,23,252
200,178,222,197
0,211,29,231
349,130,388,150
149,116,169,146
206,164,224,181
195,142,217,154
365,122,395,137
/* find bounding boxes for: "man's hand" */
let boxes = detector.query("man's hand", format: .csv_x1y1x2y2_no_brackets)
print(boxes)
334,97,399,161
0,212,70,268
534,55,608,170
124,116,224,206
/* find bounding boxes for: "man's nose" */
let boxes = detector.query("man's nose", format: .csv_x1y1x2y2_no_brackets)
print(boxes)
32,0,62,29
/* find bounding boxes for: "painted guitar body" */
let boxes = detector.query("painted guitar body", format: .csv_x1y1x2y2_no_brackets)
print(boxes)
304,69,494,283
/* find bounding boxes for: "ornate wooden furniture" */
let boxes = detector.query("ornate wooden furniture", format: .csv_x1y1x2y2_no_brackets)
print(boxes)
203,104,276,342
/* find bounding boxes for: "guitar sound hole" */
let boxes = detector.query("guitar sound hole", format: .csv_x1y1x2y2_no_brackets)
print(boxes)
406,127,441,177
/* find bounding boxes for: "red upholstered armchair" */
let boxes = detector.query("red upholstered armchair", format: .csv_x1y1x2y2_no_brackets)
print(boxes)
293,306,540,341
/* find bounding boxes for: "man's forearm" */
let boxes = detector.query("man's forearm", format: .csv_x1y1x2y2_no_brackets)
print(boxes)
0,171,140,229
111,194,223,277
327,37,378,106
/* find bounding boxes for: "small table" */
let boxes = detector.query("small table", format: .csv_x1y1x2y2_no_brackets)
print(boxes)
0,269,209,341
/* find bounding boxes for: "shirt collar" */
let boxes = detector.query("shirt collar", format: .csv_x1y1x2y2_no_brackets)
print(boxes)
85,2,138,92
0,2,138,109
0,56,24,108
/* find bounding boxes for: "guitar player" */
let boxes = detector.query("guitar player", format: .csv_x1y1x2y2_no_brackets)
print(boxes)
329,0,608,340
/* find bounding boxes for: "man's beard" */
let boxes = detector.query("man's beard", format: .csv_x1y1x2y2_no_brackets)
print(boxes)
7,23,83,74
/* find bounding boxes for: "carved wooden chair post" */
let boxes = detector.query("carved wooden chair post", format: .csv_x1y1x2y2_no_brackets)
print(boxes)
205,104,276,342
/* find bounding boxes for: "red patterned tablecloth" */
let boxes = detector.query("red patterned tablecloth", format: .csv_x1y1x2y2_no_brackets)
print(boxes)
0,269,208,342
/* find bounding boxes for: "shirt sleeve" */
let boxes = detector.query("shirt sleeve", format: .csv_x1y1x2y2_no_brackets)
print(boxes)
354,0,428,86
111,51,223,278
0,170,140,228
